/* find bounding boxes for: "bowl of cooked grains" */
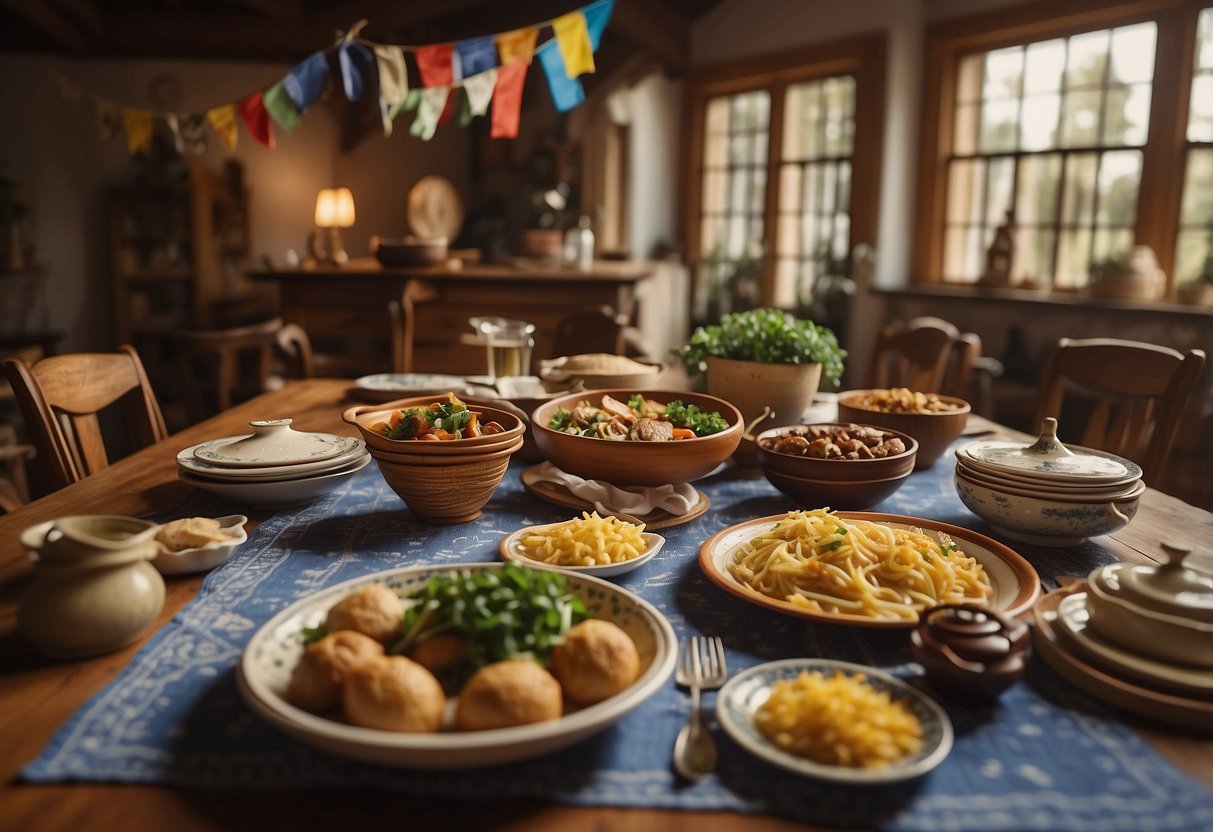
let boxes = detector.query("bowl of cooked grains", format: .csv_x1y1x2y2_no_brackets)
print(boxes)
836,388,970,471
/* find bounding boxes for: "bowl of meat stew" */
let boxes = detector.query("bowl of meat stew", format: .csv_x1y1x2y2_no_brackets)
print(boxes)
531,389,744,486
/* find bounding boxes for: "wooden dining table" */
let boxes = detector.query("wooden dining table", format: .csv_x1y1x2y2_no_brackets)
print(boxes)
1,377,1210,832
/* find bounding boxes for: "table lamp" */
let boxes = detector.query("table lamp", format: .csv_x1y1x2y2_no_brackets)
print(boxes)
308,187,355,265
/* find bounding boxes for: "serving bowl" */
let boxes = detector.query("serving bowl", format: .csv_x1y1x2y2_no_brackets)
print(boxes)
762,468,914,511
371,235,448,267
1084,544,1213,668
371,438,524,524
342,397,526,455
538,354,665,393
954,468,1143,546
755,424,918,482
151,514,248,575
837,389,970,470
238,562,677,768
498,522,665,578
531,389,744,486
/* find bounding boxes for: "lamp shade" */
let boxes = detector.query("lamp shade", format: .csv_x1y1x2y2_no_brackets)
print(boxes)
314,187,356,228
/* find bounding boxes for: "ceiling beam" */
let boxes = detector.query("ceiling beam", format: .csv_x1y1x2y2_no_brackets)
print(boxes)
612,0,690,74
0,0,94,53
224,0,304,23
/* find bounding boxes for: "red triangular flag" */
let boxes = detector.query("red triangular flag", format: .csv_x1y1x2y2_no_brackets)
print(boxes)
438,86,460,126
415,43,454,88
491,60,527,139
239,91,275,148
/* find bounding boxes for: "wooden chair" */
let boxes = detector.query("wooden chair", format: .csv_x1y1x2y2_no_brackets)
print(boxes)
177,317,315,424
2,345,168,492
865,319,970,394
552,306,629,357
0,422,34,513
1033,337,1207,485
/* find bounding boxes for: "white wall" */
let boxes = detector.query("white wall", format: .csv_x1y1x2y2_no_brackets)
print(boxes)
0,54,470,353
622,72,683,260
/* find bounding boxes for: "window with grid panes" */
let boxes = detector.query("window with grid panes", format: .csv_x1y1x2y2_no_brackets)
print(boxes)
686,37,883,322
942,22,1157,288
1176,7,1213,287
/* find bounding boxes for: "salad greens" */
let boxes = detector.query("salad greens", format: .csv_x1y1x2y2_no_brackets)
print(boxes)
393,562,587,677
661,400,729,437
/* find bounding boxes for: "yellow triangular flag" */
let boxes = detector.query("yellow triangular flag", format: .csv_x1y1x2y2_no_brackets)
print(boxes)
497,27,538,65
207,103,239,151
553,11,595,78
121,107,153,155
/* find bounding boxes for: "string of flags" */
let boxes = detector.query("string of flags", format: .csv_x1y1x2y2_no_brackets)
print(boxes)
54,0,614,156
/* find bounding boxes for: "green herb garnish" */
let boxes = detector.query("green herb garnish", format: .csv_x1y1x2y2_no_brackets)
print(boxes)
820,539,844,552
663,400,729,436
549,407,572,431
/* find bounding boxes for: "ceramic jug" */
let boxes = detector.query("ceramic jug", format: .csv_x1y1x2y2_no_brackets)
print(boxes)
18,515,165,658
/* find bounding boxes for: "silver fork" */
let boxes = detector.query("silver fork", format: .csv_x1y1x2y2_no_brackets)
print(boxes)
673,635,728,781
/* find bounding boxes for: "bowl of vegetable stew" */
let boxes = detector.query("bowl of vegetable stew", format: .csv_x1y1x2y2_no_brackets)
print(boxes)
531,389,744,486
343,395,526,455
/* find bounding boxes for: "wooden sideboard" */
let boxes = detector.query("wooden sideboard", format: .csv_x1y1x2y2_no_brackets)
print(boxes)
248,258,657,376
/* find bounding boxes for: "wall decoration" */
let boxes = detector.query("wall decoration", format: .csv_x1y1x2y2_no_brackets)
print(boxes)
52,0,614,154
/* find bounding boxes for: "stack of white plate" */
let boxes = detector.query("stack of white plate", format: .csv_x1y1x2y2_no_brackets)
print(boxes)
954,417,1144,546
177,419,370,508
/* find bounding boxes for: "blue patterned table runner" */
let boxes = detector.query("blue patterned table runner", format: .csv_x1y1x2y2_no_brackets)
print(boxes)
22,443,1213,831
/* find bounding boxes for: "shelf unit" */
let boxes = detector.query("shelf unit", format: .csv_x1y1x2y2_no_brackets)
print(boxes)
108,161,259,417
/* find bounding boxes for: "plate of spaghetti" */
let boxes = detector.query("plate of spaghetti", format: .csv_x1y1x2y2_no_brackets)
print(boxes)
717,658,953,783
698,509,1039,628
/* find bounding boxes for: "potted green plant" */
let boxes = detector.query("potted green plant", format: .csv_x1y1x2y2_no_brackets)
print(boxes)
677,307,846,463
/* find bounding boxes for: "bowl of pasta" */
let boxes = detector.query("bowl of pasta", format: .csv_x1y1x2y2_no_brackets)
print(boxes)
531,389,744,486
498,512,664,578
836,389,970,471
756,423,917,510
698,509,1040,628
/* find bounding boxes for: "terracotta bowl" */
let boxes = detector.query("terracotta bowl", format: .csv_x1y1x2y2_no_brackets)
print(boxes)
836,390,971,471
530,389,744,486
343,397,526,454
760,462,915,511
755,424,918,483
372,236,448,267
370,438,523,524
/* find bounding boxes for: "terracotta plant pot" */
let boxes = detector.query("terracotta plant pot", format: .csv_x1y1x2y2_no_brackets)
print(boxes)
704,356,823,466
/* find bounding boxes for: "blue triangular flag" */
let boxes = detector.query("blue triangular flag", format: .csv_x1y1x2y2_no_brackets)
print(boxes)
283,51,329,111
454,36,498,78
537,39,584,112
339,41,375,101
584,0,615,50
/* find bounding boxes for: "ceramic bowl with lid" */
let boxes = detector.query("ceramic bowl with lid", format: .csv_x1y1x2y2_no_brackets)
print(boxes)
1085,543,1213,668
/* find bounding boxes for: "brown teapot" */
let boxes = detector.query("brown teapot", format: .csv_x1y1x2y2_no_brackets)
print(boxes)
911,604,1030,704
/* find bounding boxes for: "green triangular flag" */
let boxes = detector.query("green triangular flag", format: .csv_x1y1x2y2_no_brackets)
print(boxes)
457,88,473,127
263,80,300,133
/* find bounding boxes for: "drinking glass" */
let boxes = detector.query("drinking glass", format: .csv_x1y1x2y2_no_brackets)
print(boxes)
469,317,535,379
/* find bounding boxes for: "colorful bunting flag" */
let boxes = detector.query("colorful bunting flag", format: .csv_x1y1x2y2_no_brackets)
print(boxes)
492,60,527,139
238,91,275,148
497,28,539,66
263,81,300,132
95,99,121,141
390,88,422,120
284,51,329,111
584,0,615,50
415,44,455,88
122,107,153,155
410,85,449,140
178,114,209,155
537,39,585,112
463,69,497,117
375,45,409,106
207,104,238,150
455,37,498,78
339,41,374,101
553,10,595,78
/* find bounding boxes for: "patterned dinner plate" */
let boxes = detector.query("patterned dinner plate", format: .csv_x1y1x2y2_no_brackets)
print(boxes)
237,562,677,769
698,512,1041,628
717,658,953,784
177,438,365,480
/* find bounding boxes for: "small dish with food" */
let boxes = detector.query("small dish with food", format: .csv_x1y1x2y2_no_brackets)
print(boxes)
538,353,665,392
717,658,953,784
151,514,248,575
499,512,665,578
343,393,525,455
531,389,743,486
837,388,970,470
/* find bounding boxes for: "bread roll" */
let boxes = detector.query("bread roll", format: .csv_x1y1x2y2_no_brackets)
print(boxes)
410,633,467,676
324,585,405,645
343,655,445,733
550,619,640,706
455,659,562,731
286,630,384,712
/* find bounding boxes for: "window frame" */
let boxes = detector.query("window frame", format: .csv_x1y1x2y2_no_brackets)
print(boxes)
914,0,1205,291
682,32,886,311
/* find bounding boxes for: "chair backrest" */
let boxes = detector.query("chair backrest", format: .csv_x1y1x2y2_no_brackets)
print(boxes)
177,317,314,423
1033,337,1207,484
2,345,168,491
552,306,628,358
865,319,975,395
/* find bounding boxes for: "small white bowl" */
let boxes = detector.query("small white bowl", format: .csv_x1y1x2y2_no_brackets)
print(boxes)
955,469,1141,546
152,514,248,575
498,522,664,578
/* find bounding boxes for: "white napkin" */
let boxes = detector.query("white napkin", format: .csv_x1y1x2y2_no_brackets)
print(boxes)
531,462,699,517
